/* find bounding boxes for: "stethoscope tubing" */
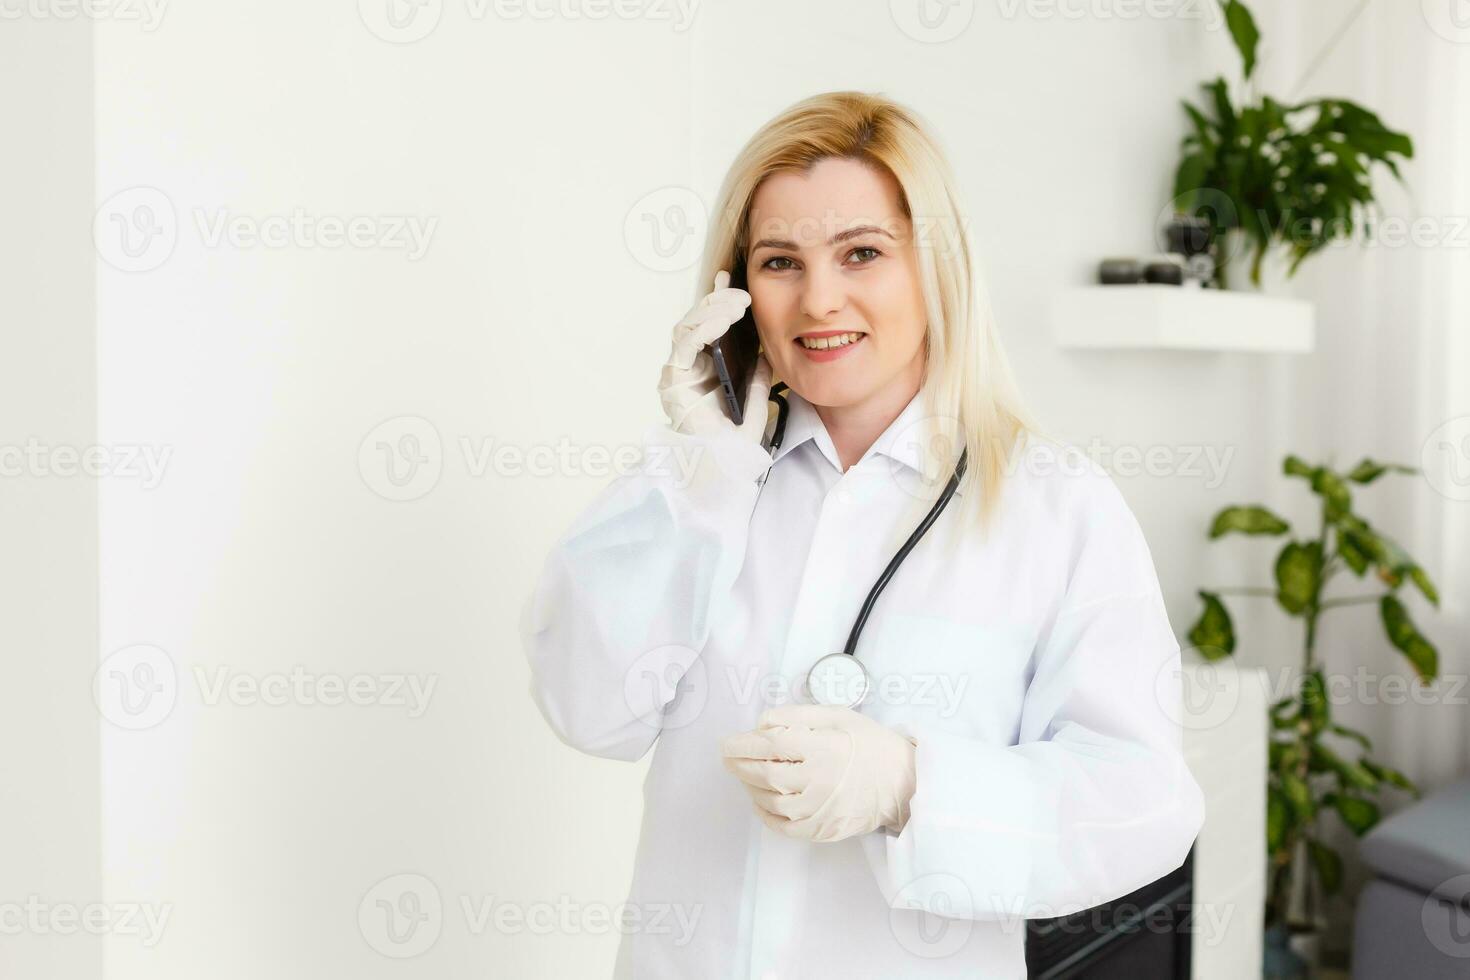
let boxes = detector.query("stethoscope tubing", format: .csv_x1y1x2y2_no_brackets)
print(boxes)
759,382,968,664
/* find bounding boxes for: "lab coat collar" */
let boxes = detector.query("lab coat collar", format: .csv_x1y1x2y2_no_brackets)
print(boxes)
771,386,966,495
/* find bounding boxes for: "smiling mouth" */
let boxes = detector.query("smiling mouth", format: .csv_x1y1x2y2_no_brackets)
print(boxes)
795,331,866,351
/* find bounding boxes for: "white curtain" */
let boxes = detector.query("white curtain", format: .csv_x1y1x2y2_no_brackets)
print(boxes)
1266,0,1470,953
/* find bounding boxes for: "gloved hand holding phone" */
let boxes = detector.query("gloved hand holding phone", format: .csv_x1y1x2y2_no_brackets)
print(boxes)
658,270,772,445
721,704,919,843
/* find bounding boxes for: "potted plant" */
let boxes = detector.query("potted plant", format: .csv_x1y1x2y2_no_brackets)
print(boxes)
1185,454,1442,976
1170,0,1414,289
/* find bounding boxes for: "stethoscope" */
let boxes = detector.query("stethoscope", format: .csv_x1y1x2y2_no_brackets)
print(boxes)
758,381,968,709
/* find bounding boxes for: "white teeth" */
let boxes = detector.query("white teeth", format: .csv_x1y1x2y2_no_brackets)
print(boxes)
798,332,863,350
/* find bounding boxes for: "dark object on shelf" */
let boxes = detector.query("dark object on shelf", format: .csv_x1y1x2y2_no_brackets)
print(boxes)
1164,214,1213,257
1144,257,1185,285
1098,258,1145,284
1186,252,1217,287
1098,254,1188,286
1025,848,1193,979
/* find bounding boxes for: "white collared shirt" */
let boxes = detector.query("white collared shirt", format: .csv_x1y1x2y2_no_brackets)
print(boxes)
520,386,1205,979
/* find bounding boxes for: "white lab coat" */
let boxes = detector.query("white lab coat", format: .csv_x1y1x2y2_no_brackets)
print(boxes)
520,386,1205,979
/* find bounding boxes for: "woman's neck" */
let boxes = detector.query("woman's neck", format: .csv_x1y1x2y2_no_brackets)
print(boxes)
814,359,925,473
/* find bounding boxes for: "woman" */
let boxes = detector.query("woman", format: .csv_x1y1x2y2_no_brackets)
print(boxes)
520,91,1205,978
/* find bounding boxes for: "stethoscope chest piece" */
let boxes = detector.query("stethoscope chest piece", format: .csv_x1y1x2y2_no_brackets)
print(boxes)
805,652,870,709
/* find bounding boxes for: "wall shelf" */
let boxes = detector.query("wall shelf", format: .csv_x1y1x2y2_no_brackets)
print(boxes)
1052,284,1315,353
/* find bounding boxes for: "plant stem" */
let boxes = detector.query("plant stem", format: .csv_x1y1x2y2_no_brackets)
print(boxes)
1319,595,1379,610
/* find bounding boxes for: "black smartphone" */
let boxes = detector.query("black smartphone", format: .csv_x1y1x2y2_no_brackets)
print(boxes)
710,259,761,425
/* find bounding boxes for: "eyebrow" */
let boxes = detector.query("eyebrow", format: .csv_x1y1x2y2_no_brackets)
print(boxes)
749,224,897,252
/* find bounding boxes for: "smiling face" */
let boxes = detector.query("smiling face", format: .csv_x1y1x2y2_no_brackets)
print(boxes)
743,156,929,412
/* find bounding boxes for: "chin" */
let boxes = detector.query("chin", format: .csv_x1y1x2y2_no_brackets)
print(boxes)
786,373,875,408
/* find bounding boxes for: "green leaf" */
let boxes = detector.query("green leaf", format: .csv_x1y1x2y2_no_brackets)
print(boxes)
1223,0,1261,80
1309,839,1344,894
1283,455,1316,479
1314,742,1376,790
1275,541,1322,615
1361,759,1418,796
1311,468,1352,521
1380,595,1440,683
1267,787,1289,851
1282,773,1314,820
1336,529,1370,576
1330,723,1372,751
1209,505,1291,538
1408,565,1441,607
1300,670,1330,732
1327,792,1380,835
1187,590,1236,656
1346,458,1415,484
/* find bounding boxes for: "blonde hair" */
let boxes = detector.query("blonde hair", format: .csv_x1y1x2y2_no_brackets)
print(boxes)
698,90,1056,544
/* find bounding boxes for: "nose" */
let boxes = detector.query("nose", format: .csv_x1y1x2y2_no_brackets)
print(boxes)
799,261,846,323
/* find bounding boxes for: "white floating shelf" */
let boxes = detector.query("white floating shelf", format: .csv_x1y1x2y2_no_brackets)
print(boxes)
1052,284,1315,352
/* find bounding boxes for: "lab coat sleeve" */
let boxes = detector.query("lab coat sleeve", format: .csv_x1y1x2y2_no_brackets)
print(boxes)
862,467,1206,922
519,420,773,762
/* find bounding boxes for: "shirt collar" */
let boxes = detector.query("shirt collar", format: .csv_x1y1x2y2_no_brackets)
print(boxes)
770,386,966,495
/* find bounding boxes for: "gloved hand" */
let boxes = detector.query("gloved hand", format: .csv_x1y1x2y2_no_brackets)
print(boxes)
720,704,918,843
658,270,773,444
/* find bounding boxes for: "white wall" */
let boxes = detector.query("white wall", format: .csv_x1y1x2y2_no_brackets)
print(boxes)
7,1,1353,977
0,14,102,980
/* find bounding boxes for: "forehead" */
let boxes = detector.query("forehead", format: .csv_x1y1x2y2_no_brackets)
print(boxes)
747,157,909,247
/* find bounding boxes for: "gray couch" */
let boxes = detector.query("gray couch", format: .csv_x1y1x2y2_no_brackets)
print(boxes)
1352,777,1470,978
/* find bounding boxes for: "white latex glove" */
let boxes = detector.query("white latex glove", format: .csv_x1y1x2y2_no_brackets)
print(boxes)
720,704,918,843
658,270,773,444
